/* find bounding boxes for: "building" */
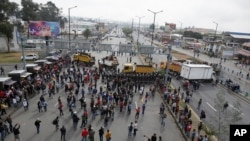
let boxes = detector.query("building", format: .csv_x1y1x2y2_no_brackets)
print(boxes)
237,42,250,64
223,32,250,44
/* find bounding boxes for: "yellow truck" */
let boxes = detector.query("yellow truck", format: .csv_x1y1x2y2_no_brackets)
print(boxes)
122,63,154,73
160,60,193,75
73,52,95,66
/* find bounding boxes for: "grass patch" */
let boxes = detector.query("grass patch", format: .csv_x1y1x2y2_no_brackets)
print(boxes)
0,51,38,63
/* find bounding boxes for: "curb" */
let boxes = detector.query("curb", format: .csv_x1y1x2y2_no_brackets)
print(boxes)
138,54,188,141
218,84,250,104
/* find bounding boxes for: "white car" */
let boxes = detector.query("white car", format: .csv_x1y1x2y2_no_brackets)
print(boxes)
21,54,39,61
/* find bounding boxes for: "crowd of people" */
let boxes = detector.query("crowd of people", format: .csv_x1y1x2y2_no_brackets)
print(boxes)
0,52,169,141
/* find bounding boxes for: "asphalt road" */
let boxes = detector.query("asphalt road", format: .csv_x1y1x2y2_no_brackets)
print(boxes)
4,28,185,141
134,33,250,135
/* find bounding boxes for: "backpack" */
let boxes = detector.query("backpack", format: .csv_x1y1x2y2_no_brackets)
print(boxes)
52,119,56,125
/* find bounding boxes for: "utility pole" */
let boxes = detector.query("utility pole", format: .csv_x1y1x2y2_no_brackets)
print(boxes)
136,16,144,46
213,21,218,57
147,9,163,46
131,18,134,31
165,45,172,85
68,6,77,50
21,37,26,70
147,9,163,64
179,21,183,34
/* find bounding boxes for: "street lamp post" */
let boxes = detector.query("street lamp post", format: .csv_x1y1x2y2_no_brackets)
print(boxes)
179,21,183,34
165,45,172,85
147,9,163,46
68,6,77,50
136,16,144,46
21,37,26,70
213,21,218,56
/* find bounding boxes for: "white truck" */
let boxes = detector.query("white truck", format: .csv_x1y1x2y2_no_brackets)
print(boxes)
180,64,215,81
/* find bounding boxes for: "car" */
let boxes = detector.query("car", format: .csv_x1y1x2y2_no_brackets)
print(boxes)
21,54,39,61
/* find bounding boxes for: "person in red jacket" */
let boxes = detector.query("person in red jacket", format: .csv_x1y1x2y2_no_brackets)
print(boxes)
82,127,88,141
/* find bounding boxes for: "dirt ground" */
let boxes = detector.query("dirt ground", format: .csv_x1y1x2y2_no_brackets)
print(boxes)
171,51,190,60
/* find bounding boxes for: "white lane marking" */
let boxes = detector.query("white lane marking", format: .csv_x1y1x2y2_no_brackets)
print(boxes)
229,104,244,115
206,102,217,112
135,102,137,109
54,102,58,107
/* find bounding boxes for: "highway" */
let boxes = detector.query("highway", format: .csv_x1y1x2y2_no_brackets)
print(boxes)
132,32,250,134
4,28,185,141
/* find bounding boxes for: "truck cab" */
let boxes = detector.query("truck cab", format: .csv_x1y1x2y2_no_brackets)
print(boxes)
122,63,134,73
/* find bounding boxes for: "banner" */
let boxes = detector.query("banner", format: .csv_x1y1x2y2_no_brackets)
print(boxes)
165,23,176,31
29,21,60,37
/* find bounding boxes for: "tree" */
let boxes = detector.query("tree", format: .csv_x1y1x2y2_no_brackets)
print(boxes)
212,90,243,141
83,29,91,39
0,0,19,21
0,22,14,53
122,27,132,37
183,31,203,39
21,0,39,21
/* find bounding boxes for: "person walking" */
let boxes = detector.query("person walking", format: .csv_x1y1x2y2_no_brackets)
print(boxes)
197,98,202,110
34,118,41,134
58,103,64,116
159,136,162,141
142,103,146,115
88,128,95,141
105,129,111,141
60,126,66,141
161,113,167,127
135,107,140,120
53,116,59,131
6,114,13,133
133,121,138,136
98,126,104,141
81,127,88,141
151,133,157,141
128,122,133,137
23,99,28,110
13,123,21,141
191,129,196,141
72,112,80,130
0,66,4,76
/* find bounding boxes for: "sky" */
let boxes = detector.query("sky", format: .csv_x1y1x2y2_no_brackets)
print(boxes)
11,0,250,33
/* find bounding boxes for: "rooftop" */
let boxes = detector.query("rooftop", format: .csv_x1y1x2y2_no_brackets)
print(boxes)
0,77,11,82
242,42,250,47
8,70,26,74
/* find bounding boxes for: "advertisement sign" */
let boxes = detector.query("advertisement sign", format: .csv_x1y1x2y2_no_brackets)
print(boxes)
165,23,176,31
29,21,60,37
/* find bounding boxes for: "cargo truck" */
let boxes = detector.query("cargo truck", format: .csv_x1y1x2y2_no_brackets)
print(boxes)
180,64,215,81
122,63,154,73
160,60,193,75
73,52,96,66
98,55,119,71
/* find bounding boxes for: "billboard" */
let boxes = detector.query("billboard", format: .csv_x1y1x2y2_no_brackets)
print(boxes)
165,23,176,31
29,21,60,37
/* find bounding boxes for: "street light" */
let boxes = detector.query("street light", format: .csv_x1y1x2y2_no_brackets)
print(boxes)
179,21,183,34
147,9,163,46
136,16,144,46
165,45,172,85
212,21,218,56
20,37,26,70
68,6,77,50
